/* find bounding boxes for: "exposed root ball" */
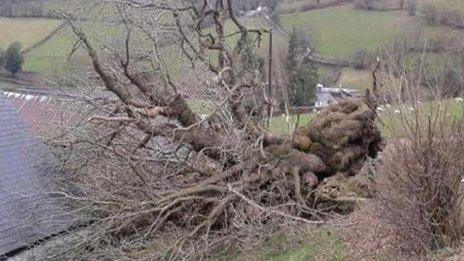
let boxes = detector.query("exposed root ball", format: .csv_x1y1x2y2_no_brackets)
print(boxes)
58,98,383,258
297,98,382,177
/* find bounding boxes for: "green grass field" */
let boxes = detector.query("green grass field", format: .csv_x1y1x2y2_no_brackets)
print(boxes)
281,0,341,13
338,68,372,91
418,0,464,13
4,0,460,72
270,112,316,135
22,4,192,81
23,26,81,77
0,17,61,50
224,5,419,63
23,13,145,79
280,5,415,61
12,3,429,82
22,22,124,78
270,99,464,136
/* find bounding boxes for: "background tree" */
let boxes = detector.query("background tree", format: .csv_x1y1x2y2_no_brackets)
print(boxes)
0,0,13,17
289,63,318,106
268,0,281,25
5,42,24,76
0,48,5,69
407,0,416,16
0,0,44,17
286,27,318,106
286,27,299,72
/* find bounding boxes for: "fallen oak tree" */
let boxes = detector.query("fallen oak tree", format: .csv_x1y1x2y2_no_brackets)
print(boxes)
51,1,382,258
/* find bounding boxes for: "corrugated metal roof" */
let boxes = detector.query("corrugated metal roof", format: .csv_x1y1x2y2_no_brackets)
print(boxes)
0,93,71,257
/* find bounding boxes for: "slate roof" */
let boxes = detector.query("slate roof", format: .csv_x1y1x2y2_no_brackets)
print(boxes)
315,85,359,108
0,93,72,257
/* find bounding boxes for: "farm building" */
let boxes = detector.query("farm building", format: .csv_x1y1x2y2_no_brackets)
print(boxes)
315,84,359,108
0,93,73,258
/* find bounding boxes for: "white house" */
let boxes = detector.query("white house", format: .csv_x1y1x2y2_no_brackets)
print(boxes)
244,6,269,17
315,84,358,108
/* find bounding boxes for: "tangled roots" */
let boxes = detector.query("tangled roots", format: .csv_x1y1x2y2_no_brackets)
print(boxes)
56,98,382,259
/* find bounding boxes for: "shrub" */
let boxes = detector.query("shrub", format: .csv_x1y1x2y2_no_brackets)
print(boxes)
0,48,5,69
422,2,464,28
377,105,464,252
443,9,464,28
354,0,402,11
4,42,24,76
422,3,439,25
286,27,319,107
352,50,370,70
407,0,416,16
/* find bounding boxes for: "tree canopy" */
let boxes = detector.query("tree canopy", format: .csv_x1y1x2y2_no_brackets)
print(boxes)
286,27,318,107
5,42,24,76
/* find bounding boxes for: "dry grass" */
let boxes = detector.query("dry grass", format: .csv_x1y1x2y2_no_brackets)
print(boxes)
337,201,407,259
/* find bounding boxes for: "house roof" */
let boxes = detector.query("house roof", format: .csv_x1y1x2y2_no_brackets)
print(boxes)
315,85,360,108
0,93,72,257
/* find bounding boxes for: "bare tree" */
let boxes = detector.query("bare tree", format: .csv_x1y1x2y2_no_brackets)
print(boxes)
49,0,383,258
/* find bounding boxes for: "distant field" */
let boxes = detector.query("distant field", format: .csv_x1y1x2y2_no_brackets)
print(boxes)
280,0,342,13
380,99,464,137
23,25,95,78
23,24,191,81
0,17,61,50
23,8,141,79
418,0,464,11
280,5,415,61
13,3,421,81
338,68,372,91
402,51,460,80
40,0,87,15
22,26,69,67
271,112,315,135
22,4,191,81
270,99,464,135
15,0,464,90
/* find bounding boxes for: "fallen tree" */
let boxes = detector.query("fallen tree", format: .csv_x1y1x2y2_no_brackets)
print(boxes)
49,0,382,258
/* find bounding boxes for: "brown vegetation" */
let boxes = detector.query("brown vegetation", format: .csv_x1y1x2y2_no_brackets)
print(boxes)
39,0,385,259
339,56,464,258
281,0,353,14
343,107,464,258
354,0,404,11
422,3,464,29
376,113,464,252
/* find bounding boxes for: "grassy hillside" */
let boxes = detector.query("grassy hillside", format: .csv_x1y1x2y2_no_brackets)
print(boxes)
0,17,60,49
22,1,145,80
9,3,430,80
338,68,372,91
281,0,344,13
23,26,85,78
23,23,191,81
280,5,415,61
418,0,464,11
23,10,272,80
12,0,464,91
